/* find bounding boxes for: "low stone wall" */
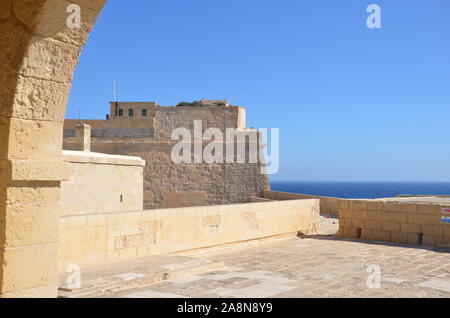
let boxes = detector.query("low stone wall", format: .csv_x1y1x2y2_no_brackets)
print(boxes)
60,150,145,216
263,191,341,216
338,199,450,247
58,199,320,271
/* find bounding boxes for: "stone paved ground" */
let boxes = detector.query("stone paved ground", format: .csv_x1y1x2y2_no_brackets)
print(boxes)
104,236,450,298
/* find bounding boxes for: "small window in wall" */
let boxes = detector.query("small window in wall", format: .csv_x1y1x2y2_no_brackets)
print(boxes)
129,108,134,117
142,109,148,117
118,109,124,117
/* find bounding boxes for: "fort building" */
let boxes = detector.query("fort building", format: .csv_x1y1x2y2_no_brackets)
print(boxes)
63,101,270,209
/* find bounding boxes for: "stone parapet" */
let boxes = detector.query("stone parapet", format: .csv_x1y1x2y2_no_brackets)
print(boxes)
338,199,450,248
58,198,320,271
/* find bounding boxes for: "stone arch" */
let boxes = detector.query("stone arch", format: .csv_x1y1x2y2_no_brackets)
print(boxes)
0,0,106,297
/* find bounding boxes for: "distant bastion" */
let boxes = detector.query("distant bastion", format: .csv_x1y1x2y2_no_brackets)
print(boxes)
63,100,270,209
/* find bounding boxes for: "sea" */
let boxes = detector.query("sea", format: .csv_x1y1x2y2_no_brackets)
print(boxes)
270,181,450,199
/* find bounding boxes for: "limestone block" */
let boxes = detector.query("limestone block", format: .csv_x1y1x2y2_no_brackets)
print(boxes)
400,204,417,213
11,75,70,122
382,221,401,232
87,214,107,227
0,119,10,160
406,213,431,225
382,203,403,212
360,229,373,240
67,215,87,229
352,218,365,229
0,69,17,120
70,0,108,11
0,283,57,298
15,0,104,46
339,227,360,239
13,0,48,30
86,252,106,265
444,226,450,239
0,205,59,248
337,200,349,210
181,229,197,251
367,201,384,211
181,213,197,231
106,250,120,263
391,232,407,244
340,218,352,227
254,216,275,236
7,118,63,160
339,209,353,219
0,19,31,74
1,159,72,181
5,183,60,206
366,220,383,230
0,243,58,294
136,245,149,258
416,204,440,215
60,159,144,216
163,230,183,253
366,210,386,221
351,200,368,211
19,36,80,84
65,228,88,257
435,237,450,248
429,212,444,225
407,233,422,245
352,208,368,219
119,247,137,261
422,224,443,237
74,123,91,152
423,235,436,246
401,222,422,234
386,211,407,223
372,230,391,242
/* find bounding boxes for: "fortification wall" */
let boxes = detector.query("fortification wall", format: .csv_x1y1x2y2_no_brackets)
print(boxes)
58,199,320,271
63,106,270,209
338,199,450,247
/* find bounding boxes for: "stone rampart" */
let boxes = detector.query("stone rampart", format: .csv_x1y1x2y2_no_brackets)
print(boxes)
58,199,320,271
338,198,450,247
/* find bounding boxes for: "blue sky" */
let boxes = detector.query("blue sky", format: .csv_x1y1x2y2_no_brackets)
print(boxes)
67,0,450,182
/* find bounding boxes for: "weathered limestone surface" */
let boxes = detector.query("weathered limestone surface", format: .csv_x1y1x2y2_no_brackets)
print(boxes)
0,0,106,298
338,198,450,248
58,199,320,271
60,150,144,217
103,236,450,298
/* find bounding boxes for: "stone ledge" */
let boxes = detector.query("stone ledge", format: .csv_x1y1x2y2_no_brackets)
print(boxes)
0,159,72,181
62,150,145,167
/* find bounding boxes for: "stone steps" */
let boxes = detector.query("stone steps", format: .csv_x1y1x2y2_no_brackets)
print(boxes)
58,255,224,298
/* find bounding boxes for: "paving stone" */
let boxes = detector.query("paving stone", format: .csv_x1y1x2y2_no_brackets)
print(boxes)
103,236,450,298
